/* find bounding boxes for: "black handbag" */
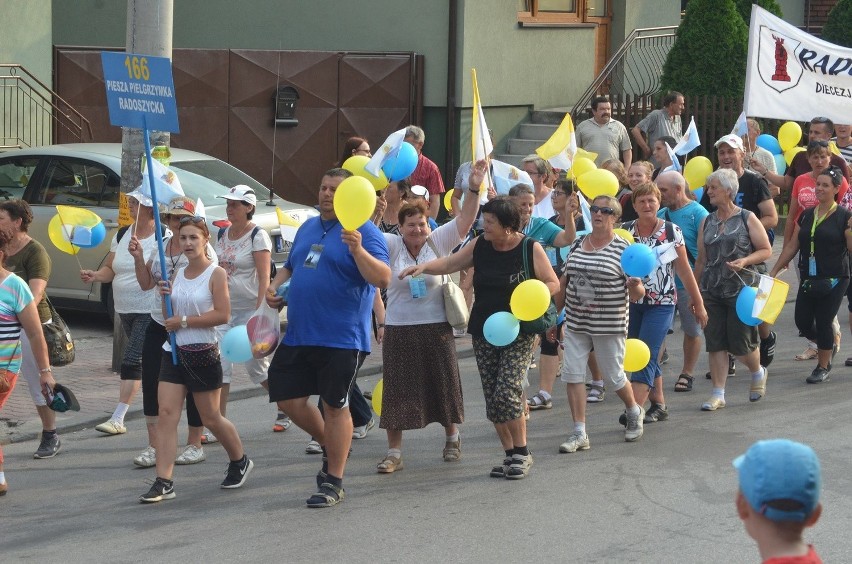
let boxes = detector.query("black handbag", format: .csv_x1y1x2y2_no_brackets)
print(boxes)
519,238,558,334
43,297,75,367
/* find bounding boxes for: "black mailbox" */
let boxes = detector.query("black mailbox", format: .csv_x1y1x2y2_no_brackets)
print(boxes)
274,86,300,127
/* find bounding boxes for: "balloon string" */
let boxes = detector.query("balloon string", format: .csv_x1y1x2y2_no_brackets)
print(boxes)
55,207,84,272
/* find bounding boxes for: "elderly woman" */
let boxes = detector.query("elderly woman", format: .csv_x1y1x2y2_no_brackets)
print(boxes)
0,227,54,495
770,166,852,384
0,200,62,459
694,169,772,411
81,189,158,436
621,183,707,423
555,195,647,453
374,161,481,473
400,196,559,480
507,183,576,411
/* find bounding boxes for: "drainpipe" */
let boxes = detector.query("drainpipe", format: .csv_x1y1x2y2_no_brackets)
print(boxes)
445,0,458,186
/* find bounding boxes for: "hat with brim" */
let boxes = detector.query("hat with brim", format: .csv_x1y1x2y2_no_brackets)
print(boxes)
49,383,80,412
410,185,429,198
126,189,154,208
216,184,257,206
163,196,196,217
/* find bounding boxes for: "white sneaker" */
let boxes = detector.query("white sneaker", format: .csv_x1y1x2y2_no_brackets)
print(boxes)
352,417,375,439
559,433,591,453
201,430,219,444
133,446,156,467
624,406,645,442
95,419,127,435
453,327,467,338
175,444,206,465
305,439,323,454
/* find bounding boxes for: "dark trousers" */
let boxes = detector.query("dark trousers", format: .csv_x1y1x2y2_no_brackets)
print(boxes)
795,278,850,351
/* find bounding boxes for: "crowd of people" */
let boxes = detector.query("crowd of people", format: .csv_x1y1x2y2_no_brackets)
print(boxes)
0,112,849,549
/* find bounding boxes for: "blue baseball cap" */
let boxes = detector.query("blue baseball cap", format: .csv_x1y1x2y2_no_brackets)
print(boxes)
733,439,821,523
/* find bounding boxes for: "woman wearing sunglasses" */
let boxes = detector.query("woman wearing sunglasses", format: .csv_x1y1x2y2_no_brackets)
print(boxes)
769,167,852,384
140,216,253,503
555,196,648,453
780,140,849,361
0,226,53,496
694,169,772,412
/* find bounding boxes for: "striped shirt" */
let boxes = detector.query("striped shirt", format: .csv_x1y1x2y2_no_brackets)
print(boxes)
0,273,33,375
563,235,630,335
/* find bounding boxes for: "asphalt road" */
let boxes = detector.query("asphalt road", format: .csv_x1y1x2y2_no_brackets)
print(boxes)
4,299,852,562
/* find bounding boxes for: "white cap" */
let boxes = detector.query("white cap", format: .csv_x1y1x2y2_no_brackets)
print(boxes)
126,189,153,207
714,134,745,152
216,184,258,206
410,185,429,198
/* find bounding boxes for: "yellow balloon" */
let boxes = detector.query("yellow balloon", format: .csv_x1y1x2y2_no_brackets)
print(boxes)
371,378,383,416
683,156,713,191
577,169,619,200
334,176,377,230
342,155,389,191
510,279,551,321
48,206,103,255
571,157,597,178
784,146,805,165
613,228,635,244
444,188,455,211
778,121,803,153
623,338,651,372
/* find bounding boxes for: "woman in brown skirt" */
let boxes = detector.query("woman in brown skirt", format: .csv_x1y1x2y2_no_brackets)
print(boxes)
375,161,482,473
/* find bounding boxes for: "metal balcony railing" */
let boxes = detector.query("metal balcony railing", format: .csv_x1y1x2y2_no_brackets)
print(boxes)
572,26,678,119
0,64,92,150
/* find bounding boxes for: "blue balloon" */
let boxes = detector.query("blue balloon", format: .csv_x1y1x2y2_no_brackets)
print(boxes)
72,221,107,248
756,134,782,155
692,187,704,202
220,324,253,362
773,153,787,175
736,286,761,326
556,308,566,325
483,311,520,347
620,243,656,278
382,141,419,181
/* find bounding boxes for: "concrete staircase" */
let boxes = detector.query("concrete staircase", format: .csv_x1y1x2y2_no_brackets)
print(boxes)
496,108,570,167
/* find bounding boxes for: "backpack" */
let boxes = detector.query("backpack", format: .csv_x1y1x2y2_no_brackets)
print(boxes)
217,226,277,281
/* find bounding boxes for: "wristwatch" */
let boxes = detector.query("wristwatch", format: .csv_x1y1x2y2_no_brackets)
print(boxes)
180,315,188,329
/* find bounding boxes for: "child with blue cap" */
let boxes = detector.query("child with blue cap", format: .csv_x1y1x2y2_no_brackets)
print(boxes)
733,439,823,563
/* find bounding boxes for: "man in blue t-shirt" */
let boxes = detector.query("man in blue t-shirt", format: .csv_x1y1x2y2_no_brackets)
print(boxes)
656,171,709,393
267,168,390,508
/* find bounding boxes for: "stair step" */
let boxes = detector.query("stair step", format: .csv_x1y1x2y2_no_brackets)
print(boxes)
518,123,558,140
507,138,542,156
531,109,570,124
494,154,526,168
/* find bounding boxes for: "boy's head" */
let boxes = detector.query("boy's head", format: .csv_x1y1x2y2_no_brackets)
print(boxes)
734,439,822,525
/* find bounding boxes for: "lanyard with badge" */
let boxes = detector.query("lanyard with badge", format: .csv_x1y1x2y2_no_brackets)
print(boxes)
407,245,427,298
304,218,339,269
809,204,835,276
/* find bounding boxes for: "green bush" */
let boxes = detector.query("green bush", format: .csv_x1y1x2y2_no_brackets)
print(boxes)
660,0,749,97
734,0,782,24
822,0,852,48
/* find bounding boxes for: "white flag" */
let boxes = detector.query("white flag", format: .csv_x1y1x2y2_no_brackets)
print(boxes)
673,117,700,156
365,128,406,177
655,241,678,265
139,156,184,204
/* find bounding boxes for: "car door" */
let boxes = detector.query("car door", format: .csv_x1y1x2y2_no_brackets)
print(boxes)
25,156,122,308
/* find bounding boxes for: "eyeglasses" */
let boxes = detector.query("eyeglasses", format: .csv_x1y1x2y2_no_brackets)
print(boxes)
179,215,206,225
808,140,829,149
590,205,615,215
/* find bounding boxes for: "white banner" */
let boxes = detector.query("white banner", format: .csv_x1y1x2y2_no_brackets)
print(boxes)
744,6,852,124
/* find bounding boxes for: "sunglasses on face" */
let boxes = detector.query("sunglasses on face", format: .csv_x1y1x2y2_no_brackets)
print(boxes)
812,116,831,124
590,205,615,215
808,140,829,149
179,215,206,225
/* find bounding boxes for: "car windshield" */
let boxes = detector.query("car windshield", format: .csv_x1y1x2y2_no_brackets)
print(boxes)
169,159,273,206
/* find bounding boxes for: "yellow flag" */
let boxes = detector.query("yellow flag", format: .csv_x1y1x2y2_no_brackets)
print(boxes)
276,206,304,243
753,274,789,324
471,69,493,161
536,113,576,169
829,140,841,157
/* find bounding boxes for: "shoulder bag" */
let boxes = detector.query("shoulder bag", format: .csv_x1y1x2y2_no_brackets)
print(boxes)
425,238,469,330
43,296,75,367
519,238,558,334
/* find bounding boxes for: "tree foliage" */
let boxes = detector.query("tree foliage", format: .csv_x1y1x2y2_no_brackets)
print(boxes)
822,0,852,48
660,0,749,97
734,0,783,24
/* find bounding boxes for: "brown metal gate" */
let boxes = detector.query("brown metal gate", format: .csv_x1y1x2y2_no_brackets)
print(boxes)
54,47,423,205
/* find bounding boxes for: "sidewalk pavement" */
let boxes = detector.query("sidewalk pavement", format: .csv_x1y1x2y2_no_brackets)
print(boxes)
0,235,797,446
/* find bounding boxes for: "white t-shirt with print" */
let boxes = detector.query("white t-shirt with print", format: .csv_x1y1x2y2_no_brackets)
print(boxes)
384,219,463,326
110,226,164,314
215,225,272,311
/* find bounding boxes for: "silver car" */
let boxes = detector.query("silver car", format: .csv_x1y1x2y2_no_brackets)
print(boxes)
0,143,317,316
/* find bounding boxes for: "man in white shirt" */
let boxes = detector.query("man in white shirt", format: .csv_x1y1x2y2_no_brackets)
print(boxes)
575,96,632,168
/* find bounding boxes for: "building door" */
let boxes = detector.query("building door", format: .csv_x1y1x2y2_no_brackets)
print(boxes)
583,0,612,76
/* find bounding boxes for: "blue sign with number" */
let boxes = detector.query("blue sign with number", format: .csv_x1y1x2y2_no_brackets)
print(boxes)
101,51,179,133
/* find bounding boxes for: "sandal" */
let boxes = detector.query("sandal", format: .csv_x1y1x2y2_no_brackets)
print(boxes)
586,383,605,403
377,455,404,473
673,373,694,392
443,440,461,462
795,347,818,361
306,482,345,508
527,392,552,410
